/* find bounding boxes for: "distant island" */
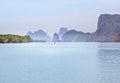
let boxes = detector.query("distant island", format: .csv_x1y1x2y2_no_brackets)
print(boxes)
1,14,120,43
26,14,120,42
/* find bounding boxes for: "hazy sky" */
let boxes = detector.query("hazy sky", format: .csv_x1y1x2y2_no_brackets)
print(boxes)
0,0,120,36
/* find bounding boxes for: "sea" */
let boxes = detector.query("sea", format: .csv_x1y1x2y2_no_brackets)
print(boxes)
0,42,120,83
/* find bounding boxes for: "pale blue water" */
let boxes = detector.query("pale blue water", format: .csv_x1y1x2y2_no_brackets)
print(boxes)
0,42,120,83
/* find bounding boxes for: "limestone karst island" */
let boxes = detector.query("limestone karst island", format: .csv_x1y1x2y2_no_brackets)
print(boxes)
1,14,120,43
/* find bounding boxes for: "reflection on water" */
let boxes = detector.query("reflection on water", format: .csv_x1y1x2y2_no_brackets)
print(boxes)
98,44,120,83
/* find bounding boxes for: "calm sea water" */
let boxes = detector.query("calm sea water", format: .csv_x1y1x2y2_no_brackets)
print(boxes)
0,42,120,83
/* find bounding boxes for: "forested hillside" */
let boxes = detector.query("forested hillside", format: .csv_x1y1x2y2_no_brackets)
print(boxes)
0,35,32,43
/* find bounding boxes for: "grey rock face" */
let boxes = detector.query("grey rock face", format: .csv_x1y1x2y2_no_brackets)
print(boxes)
62,30,93,42
94,14,120,42
26,29,51,41
58,27,68,40
53,33,60,42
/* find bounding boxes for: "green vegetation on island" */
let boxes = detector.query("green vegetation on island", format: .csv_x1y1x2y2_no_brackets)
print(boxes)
0,34,32,43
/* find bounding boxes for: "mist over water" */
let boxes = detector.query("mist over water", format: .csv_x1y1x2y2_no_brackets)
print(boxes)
0,42,120,83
